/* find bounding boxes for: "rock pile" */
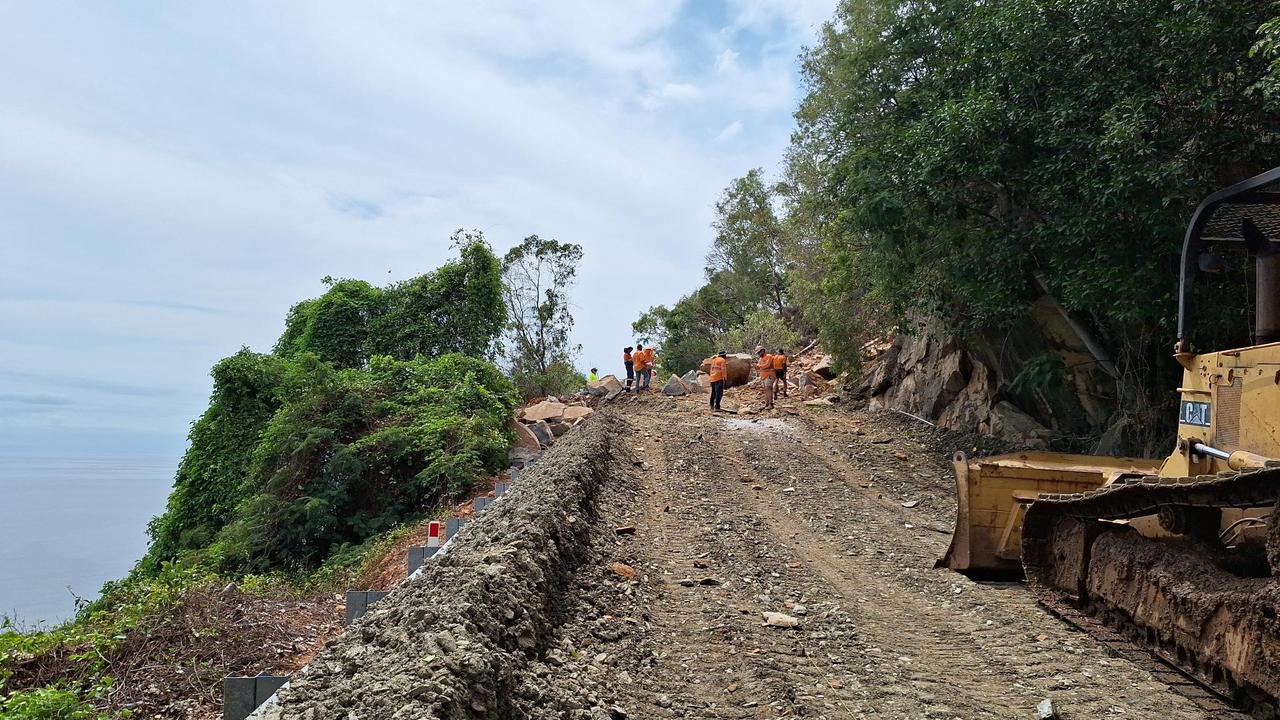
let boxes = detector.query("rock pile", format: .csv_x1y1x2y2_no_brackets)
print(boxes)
255,415,625,719
516,397,595,449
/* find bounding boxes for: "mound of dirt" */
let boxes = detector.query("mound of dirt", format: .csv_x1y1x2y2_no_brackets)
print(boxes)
256,414,625,719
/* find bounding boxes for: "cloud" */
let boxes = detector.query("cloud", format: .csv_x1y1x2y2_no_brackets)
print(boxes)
0,370,177,399
0,0,839,456
715,48,740,73
0,393,72,406
715,120,745,142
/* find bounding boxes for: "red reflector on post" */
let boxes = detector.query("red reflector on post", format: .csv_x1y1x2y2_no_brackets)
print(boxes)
427,521,442,547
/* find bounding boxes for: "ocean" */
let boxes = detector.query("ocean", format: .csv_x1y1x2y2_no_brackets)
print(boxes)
0,456,175,627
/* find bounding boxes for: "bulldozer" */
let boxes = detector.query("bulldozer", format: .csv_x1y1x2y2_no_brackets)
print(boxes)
941,166,1280,714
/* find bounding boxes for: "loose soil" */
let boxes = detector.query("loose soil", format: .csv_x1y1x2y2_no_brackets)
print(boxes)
257,391,1228,719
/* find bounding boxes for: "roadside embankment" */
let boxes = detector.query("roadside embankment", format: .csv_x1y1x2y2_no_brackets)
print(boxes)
256,413,624,718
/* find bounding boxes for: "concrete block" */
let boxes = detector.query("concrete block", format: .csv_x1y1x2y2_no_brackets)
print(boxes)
446,517,467,539
224,673,289,720
474,496,494,513
407,545,439,575
343,590,390,624
495,482,510,496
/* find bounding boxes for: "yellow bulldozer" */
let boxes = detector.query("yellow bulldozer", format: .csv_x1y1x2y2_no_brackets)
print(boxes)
941,167,1280,714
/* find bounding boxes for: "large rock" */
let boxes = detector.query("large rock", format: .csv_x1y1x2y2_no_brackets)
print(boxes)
584,374,623,397
513,419,541,449
523,400,566,423
680,369,705,392
563,406,594,421
662,375,689,396
811,354,836,380
985,401,1048,448
699,353,753,387
526,420,556,448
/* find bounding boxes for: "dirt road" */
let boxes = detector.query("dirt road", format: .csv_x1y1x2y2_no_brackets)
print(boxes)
541,396,1220,719
264,395,1232,719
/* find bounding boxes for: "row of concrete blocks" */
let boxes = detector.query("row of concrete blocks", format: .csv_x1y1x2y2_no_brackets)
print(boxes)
224,478,516,720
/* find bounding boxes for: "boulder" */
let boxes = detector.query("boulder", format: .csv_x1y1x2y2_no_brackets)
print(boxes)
662,375,689,396
680,369,705,392
585,374,624,397
563,406,594,421
985,401,1047,448
526,420,556,448
699,353,753,387
523,400,567,423
513,419,541,449
547,421,571,437
811,354,836,380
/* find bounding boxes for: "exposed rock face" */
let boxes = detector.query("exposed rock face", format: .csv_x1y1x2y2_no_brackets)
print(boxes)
856,307,1113,449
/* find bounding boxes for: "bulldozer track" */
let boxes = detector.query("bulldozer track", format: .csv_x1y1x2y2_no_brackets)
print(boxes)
1036,594,1251,718
1023,465,1280,718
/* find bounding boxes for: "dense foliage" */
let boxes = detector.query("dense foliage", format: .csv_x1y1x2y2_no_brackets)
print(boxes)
275,232,505,366
501,235,587,398
143,236,513,574
793,0,1279,338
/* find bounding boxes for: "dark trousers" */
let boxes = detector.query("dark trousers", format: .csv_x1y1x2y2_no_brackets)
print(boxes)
625,362,634,391
710,380,724,409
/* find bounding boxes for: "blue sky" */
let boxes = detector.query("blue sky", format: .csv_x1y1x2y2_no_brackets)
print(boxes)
0,1,836,457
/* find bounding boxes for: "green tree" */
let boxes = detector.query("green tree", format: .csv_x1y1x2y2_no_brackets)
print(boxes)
501,235,585,398
372,231,506,360
275,234,506,367
785,0,1280,428
709,169,790,313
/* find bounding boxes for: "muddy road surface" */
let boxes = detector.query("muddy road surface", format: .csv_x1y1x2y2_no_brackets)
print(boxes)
262,397,1230,719
551,399,1217,719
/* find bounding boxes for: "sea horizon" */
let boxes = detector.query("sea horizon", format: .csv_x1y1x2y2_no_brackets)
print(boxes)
0,455,176,627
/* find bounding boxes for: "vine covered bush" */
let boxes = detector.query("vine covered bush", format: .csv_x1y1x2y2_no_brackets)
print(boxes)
142,235,513,574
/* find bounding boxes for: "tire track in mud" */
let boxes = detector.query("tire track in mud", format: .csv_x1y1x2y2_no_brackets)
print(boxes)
612,400,1215,719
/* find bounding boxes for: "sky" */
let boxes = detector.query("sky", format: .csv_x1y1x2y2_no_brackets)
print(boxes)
0,0,837,458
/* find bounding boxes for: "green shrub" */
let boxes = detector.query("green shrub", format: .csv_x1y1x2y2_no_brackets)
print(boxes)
0,685,105,719
215,353,517,572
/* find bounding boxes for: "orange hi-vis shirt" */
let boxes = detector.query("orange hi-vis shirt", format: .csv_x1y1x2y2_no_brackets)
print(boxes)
756,353,775,378
623,350,633,364
637,348,653,370
633,350,646,370
709,356,727,383
771,354,787,371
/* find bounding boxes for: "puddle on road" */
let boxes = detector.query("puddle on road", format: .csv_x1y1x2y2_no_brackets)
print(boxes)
720,417,793,434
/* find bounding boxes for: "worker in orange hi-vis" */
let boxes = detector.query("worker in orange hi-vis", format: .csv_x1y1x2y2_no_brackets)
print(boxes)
772,349,788,398
708,351,728,411
623,346,635,392
755,345,775,409
634,342,650,392
643,346,656,389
